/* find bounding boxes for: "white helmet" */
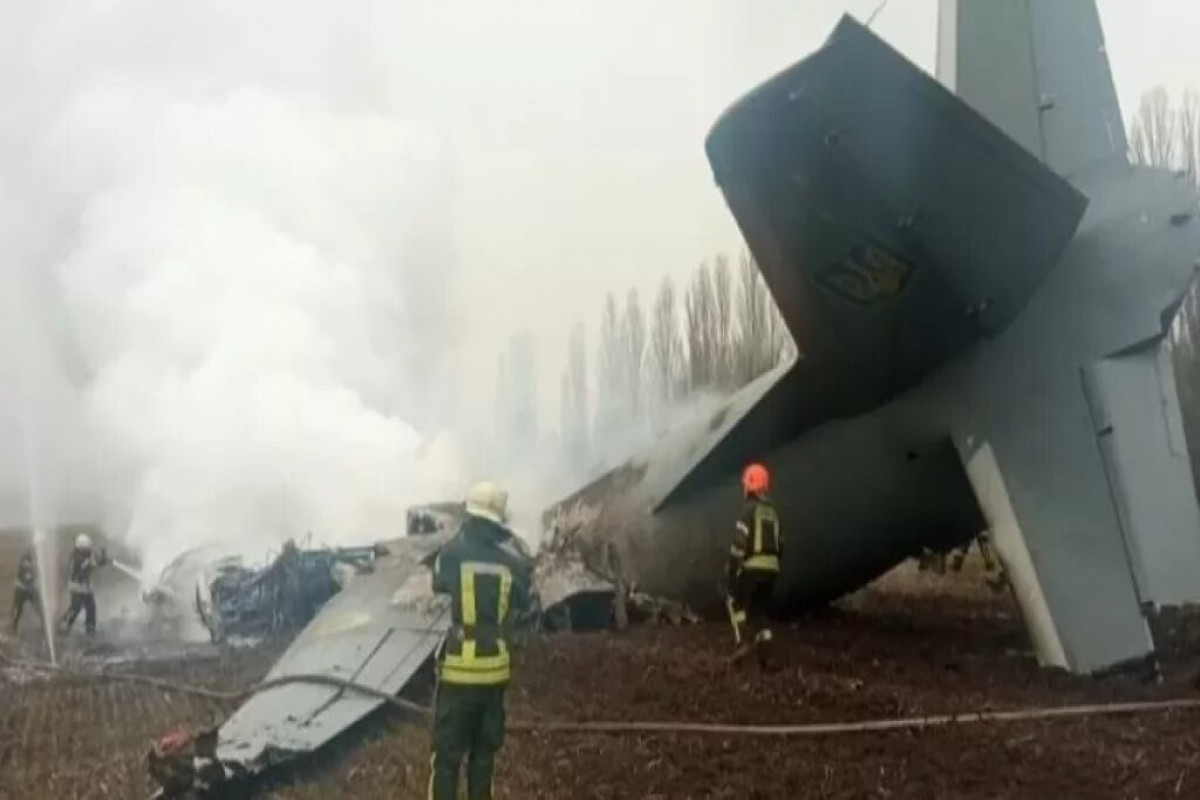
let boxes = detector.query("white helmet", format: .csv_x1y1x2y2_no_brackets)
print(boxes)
465,481,509,526
75,533,93,550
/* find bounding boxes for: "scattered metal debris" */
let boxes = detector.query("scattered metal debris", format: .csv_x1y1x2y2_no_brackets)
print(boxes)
626,591,701,627
148,539,380,643
536,503,618,631
148,728,226,799
537,501,698,630
143,515,697,796
205,540,378,642
536,550,615,631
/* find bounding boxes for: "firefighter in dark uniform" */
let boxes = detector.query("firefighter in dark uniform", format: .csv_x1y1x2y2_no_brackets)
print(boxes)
60,534,107,635
428,481,533,800
725,462,783,668
11,548,40,635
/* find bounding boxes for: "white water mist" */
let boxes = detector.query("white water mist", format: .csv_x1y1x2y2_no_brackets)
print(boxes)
3,2,468,577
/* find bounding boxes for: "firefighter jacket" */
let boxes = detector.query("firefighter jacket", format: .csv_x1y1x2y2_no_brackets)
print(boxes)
432,517,533,686
728,497,783,582
67,548,100,595
16,552,36,589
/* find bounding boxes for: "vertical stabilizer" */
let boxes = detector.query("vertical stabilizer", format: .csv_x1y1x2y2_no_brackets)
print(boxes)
937,0,1127,178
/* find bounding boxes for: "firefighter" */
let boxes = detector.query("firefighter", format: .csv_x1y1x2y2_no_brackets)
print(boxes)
725,462,783,668
11,548,40,635
428,481,533,800
60,534,107,635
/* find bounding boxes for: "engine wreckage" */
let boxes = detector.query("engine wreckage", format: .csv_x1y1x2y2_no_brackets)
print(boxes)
146,504,694,798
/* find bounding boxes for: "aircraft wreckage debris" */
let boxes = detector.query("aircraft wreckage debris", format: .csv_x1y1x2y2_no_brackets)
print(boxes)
137,522,696,797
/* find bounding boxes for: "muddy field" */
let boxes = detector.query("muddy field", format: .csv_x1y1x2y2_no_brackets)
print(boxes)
4,532,1200,799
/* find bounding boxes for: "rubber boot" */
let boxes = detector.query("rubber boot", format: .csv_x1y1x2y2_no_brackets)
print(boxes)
754,629,777,671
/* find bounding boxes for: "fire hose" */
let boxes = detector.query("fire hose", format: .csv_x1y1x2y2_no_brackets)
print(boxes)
6,651,1200,737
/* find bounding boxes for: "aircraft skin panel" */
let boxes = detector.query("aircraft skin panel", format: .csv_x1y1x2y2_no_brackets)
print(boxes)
1083,346,1200,607
961,440,1068,670
661,362,837,507
958,377,1154,673
549,398,987,617
937,0,1127,178
936,0,1043,162
217,535,451,770
1030,0,1128,176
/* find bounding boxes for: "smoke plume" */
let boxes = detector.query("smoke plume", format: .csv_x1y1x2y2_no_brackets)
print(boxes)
1,1,466,575
1,0,819,572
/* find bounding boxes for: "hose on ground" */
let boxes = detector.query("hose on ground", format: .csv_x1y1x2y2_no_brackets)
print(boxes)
5,651,1200,737
0,651,430,716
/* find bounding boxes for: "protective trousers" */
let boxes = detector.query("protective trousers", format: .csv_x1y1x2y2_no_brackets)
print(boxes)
62,591,97,634
729,570,777,665
11,586,39,633
429,683,506,800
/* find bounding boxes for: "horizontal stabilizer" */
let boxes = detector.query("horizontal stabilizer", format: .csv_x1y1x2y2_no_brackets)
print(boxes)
706,17,1087,411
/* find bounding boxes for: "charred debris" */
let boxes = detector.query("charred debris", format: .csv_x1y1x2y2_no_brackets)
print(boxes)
157,502,695,646
143,504,695,798
199,541,380,642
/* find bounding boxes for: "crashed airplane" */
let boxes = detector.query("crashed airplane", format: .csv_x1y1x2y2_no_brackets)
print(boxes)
547,1,1200,675
148,3,1200,792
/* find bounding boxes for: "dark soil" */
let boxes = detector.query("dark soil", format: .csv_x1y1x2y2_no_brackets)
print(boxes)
3,533,1200,799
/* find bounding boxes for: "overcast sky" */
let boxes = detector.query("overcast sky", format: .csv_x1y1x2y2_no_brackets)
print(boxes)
445,0,1200,422
1,0,1198,534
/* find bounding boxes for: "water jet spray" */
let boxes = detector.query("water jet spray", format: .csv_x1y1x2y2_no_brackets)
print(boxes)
30,530,57,665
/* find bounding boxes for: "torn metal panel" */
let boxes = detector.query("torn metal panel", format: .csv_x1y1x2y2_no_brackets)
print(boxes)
534,505,617,630
143,541,380,643
216,533,451,772
535,552,615,631
535,553,613,612
200,541,378,642
626,591,701,627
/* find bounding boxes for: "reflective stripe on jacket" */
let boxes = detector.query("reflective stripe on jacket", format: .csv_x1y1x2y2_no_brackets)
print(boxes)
433,518,533,686
729,498,783,575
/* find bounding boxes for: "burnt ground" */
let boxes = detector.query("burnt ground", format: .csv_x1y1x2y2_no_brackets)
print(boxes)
3,531,1200,799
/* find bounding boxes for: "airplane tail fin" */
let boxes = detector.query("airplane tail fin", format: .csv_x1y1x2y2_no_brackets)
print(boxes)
936,0,1127,178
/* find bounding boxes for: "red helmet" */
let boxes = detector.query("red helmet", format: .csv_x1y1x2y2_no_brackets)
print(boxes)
742,463,770,495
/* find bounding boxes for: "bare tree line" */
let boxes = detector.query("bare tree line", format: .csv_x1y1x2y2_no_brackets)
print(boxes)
559,251,792,473
1129,86,1200,181
494,251,792,478
492,85,1200,487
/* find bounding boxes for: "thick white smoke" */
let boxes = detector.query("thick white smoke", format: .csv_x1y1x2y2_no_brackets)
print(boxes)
2,0,912,574
61,91,467,573
2,1,466,575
